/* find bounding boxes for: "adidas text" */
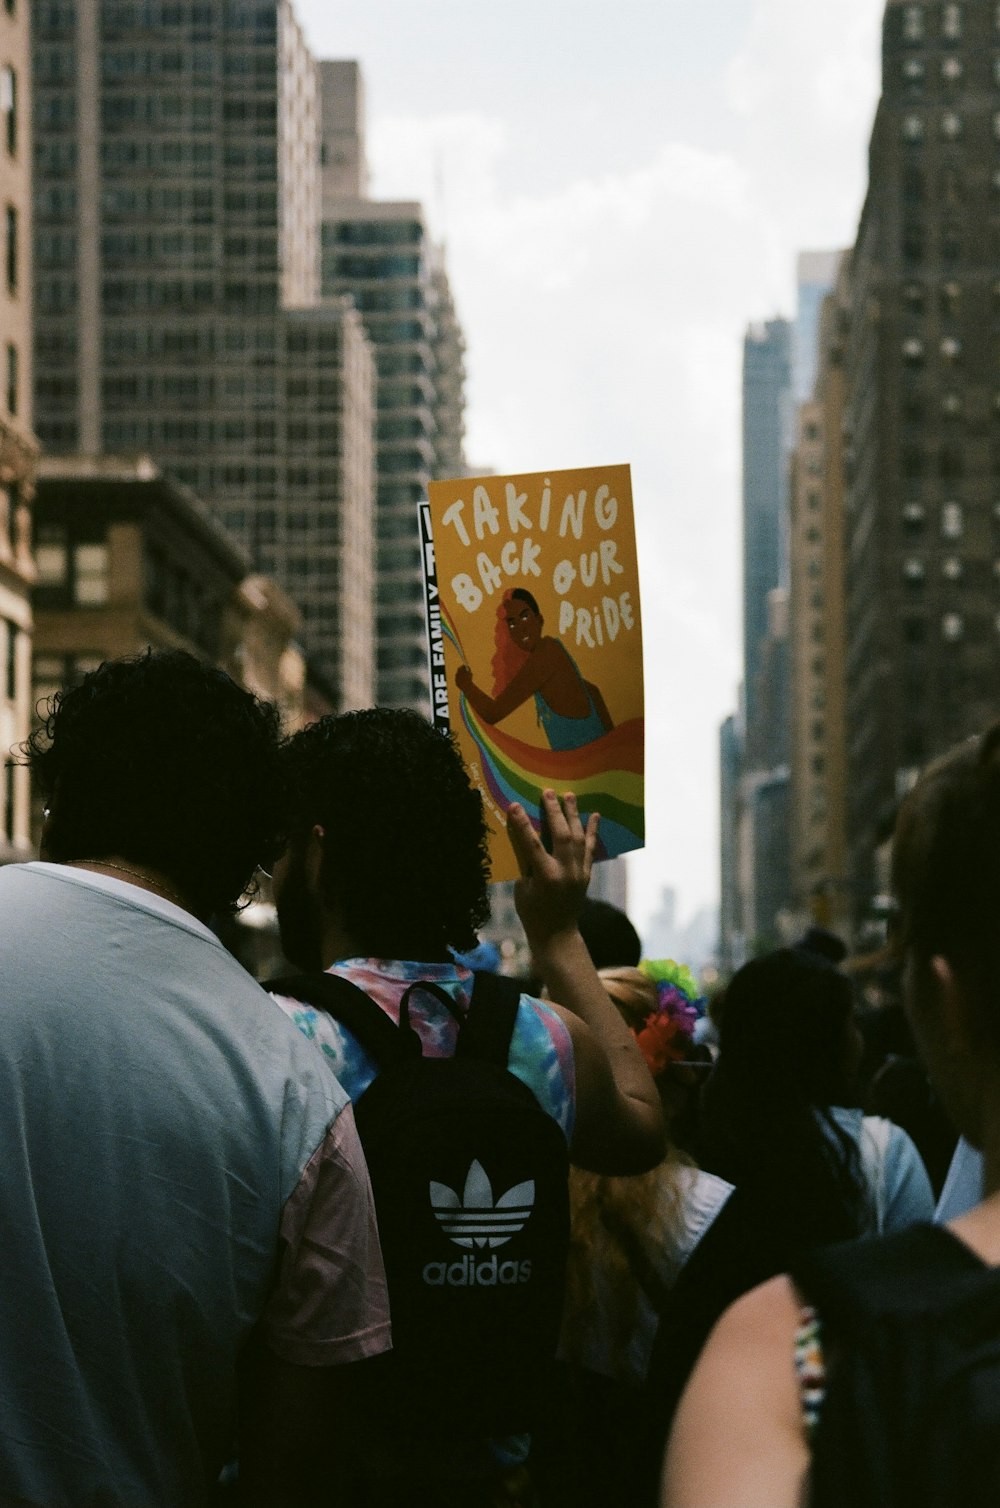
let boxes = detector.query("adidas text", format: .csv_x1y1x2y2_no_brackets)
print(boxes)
422,1255,532,1287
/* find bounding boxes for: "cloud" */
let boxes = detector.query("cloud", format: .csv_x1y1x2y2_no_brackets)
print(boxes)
361,2,884,935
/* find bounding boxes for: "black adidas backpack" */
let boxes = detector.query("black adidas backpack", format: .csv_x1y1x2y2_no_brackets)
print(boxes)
267,969,572,1439
792,1223,1000,1508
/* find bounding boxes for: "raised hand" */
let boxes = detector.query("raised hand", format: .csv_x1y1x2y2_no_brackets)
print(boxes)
507,789,599,949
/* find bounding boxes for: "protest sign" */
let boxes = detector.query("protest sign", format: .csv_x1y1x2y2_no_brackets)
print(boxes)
425,464,645,883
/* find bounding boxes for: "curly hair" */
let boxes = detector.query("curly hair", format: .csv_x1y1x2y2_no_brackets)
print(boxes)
279,707,490,958
23,649,284,918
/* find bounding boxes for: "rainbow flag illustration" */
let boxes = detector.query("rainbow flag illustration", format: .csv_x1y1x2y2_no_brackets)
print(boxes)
459,697,645,863
441,596,644,861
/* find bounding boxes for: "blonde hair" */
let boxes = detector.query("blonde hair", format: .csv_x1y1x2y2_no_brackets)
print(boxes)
562,968,693,1374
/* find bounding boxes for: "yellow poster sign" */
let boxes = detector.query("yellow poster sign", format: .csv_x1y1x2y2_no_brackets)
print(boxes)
426,463,645,883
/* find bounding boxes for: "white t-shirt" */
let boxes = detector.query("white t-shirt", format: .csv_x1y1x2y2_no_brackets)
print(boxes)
0,863,390,1507
828,1105,936,1232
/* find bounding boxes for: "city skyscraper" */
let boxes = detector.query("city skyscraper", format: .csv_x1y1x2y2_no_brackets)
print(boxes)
721,317,794,958
0,0,35,863
843,0,1000,918
718,712,742,971
319,60,466,710
741,318,792,735
32,1,376,709
793,251,843,404
788,255,850,935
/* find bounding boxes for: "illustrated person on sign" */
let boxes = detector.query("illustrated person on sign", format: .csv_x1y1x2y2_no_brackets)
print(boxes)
456,587,614,751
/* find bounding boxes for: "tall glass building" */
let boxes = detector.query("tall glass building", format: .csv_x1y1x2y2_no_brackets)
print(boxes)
318,61,466,710
32,0,376,708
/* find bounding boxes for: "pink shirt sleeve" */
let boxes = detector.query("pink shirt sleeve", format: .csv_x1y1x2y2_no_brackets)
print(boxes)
262,1104,392,1366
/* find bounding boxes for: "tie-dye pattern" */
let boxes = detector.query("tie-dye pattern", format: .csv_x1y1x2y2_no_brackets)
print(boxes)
272,957,576,1142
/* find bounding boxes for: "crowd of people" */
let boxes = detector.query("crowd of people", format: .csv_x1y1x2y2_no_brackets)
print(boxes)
1,646,998,1505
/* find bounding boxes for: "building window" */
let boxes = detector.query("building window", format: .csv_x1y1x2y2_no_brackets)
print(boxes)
940,166,963,206
942,501,964,538
940,335,962,362
34,526,68,588
940,281,961,317
903,166,925,206
902,114,925,143
4,203,15,294
902,281,925,313
941,56,962,81
942,392,962,417
902,57,925,84
5,342,15,416
4,618,17,701
902,336,925,364
903,5,925,41
942,557,963,581
940,444,963,479
942,3,962,40
0,67,15,157
905,451,927,488
34,527,109,607
941,223,961,261
3,760,13,844
941,112,962,141
942,612,964,640
73,544,109,606
902,223,925,263
904,558,926,584
903,501,926,531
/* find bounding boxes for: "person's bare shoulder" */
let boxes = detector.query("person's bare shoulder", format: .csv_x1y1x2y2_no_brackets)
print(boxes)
662,1275,810,1508
538,635,570,670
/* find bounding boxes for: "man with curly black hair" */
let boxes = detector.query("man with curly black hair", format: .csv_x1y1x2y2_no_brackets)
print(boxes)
0,651,390,1507
268,707,665,1500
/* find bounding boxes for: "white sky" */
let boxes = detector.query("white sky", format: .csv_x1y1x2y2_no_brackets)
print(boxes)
294,0,886,944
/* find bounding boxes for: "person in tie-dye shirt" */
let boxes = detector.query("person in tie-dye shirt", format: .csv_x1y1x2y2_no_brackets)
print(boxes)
264,707,665,1506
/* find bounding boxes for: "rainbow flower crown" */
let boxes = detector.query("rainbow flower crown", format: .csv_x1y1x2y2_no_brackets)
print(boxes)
633,959,706,1077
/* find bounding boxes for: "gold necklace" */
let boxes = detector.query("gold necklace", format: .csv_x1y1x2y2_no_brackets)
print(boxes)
75,860,186,908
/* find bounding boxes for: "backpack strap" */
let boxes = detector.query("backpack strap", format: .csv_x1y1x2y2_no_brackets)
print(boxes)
266,972,422,1067
457,970,523,1066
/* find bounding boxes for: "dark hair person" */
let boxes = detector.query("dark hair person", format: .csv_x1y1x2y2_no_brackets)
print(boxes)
2,650,389,1505
664,729,1000,1508
697,949,873,1254
277,705,492,963
27,648,284,919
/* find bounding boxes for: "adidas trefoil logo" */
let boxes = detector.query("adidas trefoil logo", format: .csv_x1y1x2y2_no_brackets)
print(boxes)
430,1160,534,1251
